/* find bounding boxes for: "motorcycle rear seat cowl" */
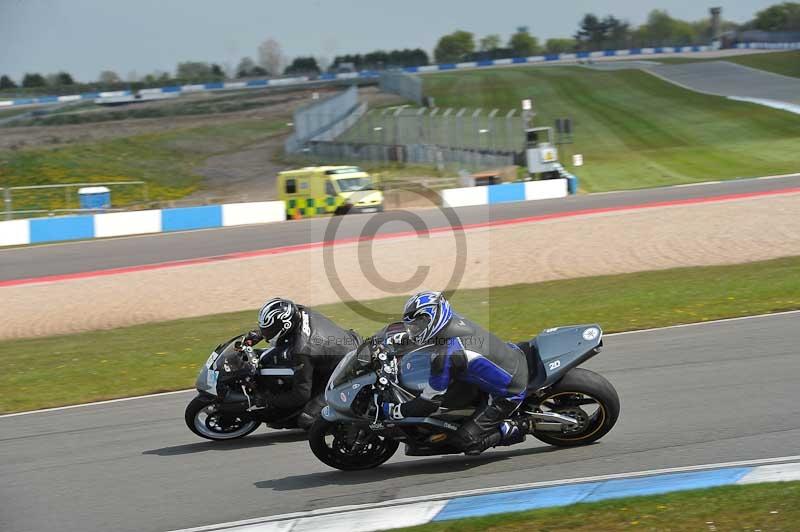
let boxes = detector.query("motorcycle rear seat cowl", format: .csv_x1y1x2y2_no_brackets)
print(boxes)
520,325,603,391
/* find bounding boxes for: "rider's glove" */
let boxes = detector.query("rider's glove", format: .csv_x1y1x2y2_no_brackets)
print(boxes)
243,330,263,347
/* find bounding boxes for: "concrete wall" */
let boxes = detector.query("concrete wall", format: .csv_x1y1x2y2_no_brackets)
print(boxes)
1,201,286,247
441,179,568,208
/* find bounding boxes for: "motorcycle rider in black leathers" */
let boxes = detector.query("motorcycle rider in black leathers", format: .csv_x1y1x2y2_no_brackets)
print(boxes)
244,298,360,429
381,291,530,455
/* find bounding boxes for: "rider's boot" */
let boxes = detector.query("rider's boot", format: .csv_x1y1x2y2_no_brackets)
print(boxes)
456,399,527,455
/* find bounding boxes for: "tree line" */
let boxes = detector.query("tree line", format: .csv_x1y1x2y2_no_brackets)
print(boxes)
2,2,798,93
433,3,799,63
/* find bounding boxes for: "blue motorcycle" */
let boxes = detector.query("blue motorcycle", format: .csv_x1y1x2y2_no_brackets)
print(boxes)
308,325,620,470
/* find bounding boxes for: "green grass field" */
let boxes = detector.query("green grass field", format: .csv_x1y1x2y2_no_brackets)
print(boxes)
415,66,800,192
0,119,290,210
399,481,800,531
655,50,800,78
3,256,800,413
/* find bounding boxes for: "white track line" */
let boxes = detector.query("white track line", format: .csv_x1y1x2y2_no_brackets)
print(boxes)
576,172,800,196
605,309,800,337
166,455,800,532
2,309,799,419
0,389,193,419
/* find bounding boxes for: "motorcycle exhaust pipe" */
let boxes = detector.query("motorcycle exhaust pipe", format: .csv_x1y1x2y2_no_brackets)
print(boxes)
522,411,579,432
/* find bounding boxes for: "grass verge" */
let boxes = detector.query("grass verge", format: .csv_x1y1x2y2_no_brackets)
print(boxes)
0,119,290,210
420,66,800,192
398,481,800,531
655,50,800,78
2,256,800,413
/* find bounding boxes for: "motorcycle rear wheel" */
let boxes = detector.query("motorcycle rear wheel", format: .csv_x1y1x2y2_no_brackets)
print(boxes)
531,368,620,447
185,395,261,441
309,419,399,470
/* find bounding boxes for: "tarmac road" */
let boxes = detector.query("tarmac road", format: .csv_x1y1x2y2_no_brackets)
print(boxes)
1,312,799,532
649,61,800,105
1,173,799,283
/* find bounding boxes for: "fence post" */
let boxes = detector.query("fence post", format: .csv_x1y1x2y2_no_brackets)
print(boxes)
3,188,10,221
455,108,466,149
392,105,408,146
428,107,439,145
488,109,499,153
505,109,517,152
416,107,426,143
471,108,482,150
442,108,452,148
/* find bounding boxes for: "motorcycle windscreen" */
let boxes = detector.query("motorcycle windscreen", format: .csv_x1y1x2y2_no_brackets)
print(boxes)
327,347,369,389
398,346,435,392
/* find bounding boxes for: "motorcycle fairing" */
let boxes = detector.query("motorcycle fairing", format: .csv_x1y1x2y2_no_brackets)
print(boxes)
323,371,377,422
525,324,603,390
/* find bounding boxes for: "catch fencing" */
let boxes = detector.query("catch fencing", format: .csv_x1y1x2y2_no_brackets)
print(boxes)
340,106,526,151
379,71,423,105
2,181,149,221
284,85,364,153
303,141,517,170
296,105,526,170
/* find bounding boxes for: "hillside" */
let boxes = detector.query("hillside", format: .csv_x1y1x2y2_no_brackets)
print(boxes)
422,66,800,191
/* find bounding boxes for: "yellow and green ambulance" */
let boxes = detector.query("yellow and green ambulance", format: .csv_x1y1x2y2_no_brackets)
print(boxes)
277,166,384,218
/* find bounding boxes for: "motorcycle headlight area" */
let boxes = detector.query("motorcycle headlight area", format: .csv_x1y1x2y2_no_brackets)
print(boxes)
356,344,373,366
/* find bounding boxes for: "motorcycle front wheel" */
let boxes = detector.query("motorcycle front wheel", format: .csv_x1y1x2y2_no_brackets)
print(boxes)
308,419,399,470
185,395,261,441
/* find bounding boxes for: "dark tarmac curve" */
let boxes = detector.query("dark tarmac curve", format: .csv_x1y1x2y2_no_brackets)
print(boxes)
649,61,800,105
1,173,799,282
1,312,799,532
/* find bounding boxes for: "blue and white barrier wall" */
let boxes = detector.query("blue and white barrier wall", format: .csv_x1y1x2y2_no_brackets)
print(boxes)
6,42,799,109
736,41,800,50
0,201,286,247
442,179,568,208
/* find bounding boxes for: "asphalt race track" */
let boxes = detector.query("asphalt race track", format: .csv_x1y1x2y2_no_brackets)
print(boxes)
1,312,799,532
1,173,799,283
649,61,800,105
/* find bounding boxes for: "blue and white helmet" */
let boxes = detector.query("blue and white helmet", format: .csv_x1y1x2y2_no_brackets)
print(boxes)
402,291,453,345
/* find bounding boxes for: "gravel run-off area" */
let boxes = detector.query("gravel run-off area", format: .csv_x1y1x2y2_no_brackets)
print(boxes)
2,192,799,340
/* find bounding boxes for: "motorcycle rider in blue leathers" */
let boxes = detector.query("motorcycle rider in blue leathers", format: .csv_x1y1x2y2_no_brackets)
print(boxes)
381,291,530,455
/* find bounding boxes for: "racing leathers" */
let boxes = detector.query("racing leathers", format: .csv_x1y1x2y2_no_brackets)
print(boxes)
248,307,360,428
383,315,530,454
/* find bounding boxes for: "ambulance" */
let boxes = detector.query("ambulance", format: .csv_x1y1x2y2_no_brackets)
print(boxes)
277,166,384,218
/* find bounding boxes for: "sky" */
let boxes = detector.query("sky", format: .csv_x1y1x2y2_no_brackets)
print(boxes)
0,0,780,82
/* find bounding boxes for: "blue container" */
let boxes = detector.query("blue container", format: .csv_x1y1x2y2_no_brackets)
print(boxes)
78,186,111,210
566,174,579,195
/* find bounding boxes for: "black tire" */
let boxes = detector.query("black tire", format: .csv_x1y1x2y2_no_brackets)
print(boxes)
185,395,261,441
532,368,620,447
308,419,399,471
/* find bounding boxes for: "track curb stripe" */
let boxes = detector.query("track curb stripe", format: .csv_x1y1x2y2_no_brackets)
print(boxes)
2,186,799,289
166,458,800,532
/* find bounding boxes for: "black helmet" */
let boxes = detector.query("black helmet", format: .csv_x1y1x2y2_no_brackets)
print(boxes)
257,298,299,343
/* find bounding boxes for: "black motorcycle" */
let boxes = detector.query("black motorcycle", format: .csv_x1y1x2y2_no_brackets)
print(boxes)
186,334,313,441
308,324,620,469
